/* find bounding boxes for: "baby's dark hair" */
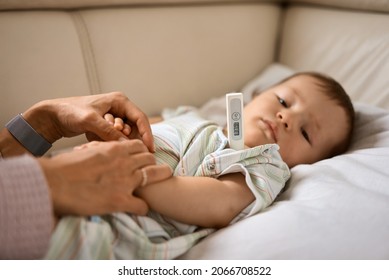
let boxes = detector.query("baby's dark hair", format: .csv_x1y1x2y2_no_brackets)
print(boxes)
280,71,355,157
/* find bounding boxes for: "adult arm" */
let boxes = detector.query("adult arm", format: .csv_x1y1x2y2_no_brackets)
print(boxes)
0,155,53,259
0,92,155,158
0,140,171,259
0,91,173,258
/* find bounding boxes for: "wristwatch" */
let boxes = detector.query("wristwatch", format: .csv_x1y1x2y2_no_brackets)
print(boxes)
5,114,52,156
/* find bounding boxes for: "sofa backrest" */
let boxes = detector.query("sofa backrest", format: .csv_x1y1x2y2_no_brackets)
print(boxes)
0,0,280,123
1,0,388,150
280,2,389,109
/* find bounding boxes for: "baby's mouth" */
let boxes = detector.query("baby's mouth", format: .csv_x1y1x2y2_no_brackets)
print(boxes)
261,119,278,143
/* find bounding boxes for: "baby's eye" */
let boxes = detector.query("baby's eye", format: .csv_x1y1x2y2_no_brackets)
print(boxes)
301,129,310,143
278,97,288,107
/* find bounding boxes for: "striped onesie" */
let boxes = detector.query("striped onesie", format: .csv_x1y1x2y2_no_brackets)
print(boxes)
45,107,290,259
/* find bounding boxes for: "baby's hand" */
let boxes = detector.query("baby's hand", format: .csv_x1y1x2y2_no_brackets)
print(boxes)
104,113,131,136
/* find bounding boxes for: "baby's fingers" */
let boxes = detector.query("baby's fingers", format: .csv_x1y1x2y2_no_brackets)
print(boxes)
122,123,131,136
104,113,114,124
114,117,124,130
104,113,130,136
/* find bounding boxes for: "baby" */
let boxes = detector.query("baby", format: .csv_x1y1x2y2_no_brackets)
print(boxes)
106,71,355,228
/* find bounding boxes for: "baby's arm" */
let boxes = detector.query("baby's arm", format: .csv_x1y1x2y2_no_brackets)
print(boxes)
135,173,254,228
148,116,163,124
104,113,255,228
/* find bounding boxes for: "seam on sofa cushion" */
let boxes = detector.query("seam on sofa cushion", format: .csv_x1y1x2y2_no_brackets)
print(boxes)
71,11,101,95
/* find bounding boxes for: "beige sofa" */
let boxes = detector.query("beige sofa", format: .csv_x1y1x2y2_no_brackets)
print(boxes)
1,0,389,259
2,0,388,150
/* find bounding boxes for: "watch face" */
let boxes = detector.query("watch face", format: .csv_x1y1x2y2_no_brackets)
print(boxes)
5,114,52,156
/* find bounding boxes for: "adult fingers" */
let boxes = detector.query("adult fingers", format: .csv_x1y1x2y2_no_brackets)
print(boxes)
139,164,173,186
103,92,154,152
75,139,149,156
122,106,154,152
119,139,151,156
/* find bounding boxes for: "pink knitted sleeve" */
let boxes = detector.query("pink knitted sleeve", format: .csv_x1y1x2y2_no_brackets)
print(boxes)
0,155,53,259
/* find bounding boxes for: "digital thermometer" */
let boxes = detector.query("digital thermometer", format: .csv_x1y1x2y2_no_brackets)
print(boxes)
226,92,244,150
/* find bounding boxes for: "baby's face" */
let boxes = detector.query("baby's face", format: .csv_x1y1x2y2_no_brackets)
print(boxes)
243,75,348,167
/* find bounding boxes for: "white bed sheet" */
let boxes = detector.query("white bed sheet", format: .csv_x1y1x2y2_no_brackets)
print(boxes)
180,65,389,259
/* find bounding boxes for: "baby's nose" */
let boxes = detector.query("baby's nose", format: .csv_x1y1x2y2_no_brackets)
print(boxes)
277,112,290,129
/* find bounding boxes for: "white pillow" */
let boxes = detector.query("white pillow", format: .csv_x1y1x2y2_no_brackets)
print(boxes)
241,63,295,102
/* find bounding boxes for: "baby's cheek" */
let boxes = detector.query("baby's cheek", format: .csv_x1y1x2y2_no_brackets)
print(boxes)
244,130,269,147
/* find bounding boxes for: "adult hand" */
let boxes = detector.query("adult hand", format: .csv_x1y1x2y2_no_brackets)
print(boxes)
23,92,155,152
38,140,172,216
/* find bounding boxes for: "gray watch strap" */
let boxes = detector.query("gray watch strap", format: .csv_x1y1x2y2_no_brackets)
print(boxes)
5,114,52,156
